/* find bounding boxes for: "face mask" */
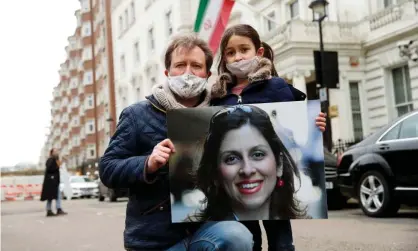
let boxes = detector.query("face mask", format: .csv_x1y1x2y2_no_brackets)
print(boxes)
226,57,259,78
167,73,208,99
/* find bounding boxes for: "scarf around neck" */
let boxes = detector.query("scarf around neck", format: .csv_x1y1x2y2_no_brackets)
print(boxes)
151,80,212,111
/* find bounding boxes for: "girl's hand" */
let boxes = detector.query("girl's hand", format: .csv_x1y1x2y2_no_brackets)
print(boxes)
315,112,327,132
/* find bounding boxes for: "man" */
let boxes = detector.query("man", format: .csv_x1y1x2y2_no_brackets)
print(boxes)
99,34,253,251
40,148,68,217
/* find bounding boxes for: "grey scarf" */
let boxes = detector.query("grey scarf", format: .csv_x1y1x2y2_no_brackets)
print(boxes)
151,80,212,111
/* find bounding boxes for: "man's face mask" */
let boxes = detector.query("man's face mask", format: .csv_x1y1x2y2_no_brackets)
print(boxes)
226,57,259,79
167,73,207,99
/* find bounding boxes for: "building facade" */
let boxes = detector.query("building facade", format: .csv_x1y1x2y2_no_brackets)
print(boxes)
40,0,116,169
228,0,418,143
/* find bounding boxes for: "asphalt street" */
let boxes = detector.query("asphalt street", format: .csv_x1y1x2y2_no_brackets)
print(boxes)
1,199,417,251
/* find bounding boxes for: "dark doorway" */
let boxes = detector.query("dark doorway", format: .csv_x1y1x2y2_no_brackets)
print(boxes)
306,81,319,100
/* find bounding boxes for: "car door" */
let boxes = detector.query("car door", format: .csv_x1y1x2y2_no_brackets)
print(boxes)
375,113,418,187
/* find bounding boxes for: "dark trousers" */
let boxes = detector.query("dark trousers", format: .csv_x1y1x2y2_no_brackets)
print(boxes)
242,220,294,251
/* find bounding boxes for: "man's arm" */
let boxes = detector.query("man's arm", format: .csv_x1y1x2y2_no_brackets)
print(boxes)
99,106,157,189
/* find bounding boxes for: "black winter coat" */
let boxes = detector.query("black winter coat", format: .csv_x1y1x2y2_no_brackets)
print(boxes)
40,157,60,201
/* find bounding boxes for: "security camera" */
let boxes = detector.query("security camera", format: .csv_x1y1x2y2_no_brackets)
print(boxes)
397,40,413,50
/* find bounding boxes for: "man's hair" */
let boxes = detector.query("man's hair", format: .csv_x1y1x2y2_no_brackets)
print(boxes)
164,33,213,73
49,149,54,156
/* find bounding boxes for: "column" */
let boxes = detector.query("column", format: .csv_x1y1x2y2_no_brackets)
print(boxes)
290,69,309,95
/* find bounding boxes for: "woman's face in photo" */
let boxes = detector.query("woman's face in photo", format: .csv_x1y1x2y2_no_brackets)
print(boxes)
218,123,277,211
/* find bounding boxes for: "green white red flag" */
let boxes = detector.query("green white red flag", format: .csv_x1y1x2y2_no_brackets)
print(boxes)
193,0,235,54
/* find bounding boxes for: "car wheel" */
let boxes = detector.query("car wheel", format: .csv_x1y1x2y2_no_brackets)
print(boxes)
358,171,400,217
109,189,117,202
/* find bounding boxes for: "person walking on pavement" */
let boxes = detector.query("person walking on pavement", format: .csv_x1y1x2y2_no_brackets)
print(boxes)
40,148,68,217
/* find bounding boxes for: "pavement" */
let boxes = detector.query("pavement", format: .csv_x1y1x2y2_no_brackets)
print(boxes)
1,199,418,251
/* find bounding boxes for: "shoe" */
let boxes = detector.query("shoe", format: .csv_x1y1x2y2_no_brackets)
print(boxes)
56,208,68,215
46,210,56,217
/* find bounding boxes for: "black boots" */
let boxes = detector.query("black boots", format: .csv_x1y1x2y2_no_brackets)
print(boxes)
46,210,56,217
56,208,68,215
46,209,68,217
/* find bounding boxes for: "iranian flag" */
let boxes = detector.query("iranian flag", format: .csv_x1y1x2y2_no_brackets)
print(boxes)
193,0,235,54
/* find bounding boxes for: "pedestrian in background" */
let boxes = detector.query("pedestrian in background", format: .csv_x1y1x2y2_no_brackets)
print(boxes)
40,148,68,217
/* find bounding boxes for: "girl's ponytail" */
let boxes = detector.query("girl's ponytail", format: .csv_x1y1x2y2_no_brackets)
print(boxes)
261,41,279,77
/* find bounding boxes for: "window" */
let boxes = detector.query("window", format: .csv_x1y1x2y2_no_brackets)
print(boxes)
70,78,78,88
384,0,393,8
86,95,94,108
148,27,155,50
82,23,91,37
290,1,299,19
399,114,418,139
166,10,173,36
392,65,413,117
151,77,156,86
130,1,136,23
349,82,363,140
120,54,126,75
124,9,129,28
83,47,92,60
119,16,123,35
266,11,275,32
81,0,90,12
134,41,140,63
86,120,95,134
136,87,141,100
380,123,401,142
87,145,96,158
84,71,93,85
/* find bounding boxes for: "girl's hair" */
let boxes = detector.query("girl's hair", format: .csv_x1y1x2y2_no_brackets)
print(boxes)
190,105,306,221
217,24,279,80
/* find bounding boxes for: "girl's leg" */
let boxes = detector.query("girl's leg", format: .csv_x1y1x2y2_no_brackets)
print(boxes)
241,221,262,251
263,220,295,251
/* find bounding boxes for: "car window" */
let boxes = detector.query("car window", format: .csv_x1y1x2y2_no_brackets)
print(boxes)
380,123,401,142
399,114,418,139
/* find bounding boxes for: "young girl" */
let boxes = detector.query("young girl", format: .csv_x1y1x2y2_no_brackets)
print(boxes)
210,24,327,251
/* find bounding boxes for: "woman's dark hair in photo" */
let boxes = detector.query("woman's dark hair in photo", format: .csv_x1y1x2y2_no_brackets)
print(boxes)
190,105,307,221
217,24,279,82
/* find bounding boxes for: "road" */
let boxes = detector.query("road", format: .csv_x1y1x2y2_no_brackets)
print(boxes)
1,199,417,251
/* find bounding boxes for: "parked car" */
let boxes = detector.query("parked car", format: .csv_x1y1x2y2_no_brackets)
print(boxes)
97,178,129,202
324,149,348,209
337,110,418,217
60,175,99,199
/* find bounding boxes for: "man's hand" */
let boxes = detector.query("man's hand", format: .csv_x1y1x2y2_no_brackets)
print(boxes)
147,139,176,174
315,112,327,132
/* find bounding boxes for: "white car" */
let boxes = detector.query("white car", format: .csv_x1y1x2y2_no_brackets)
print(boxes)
60,176,99,199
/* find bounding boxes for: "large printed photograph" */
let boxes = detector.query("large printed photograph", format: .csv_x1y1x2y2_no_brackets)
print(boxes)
167,101,328,223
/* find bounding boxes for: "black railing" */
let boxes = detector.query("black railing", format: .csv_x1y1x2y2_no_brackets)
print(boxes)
332,138,363,155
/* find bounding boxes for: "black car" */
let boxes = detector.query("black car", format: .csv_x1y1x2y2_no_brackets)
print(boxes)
324,149,348,209
337,110,418,217
97,178,129,202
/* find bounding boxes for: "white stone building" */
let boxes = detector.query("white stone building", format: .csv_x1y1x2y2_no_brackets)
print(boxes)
111,0,418,144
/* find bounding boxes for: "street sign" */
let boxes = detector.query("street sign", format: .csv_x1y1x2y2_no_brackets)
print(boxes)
319,87,327,102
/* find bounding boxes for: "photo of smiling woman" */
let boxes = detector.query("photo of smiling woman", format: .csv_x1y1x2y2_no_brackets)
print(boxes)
190,104,308,222
167,101,328,223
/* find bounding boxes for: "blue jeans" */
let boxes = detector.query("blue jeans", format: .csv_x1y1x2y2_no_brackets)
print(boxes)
242,220,295,251
46,189,62,211
166,221,253,251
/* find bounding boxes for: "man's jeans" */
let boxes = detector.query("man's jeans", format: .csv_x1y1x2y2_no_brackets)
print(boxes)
46,189,62,211
166,221,253,251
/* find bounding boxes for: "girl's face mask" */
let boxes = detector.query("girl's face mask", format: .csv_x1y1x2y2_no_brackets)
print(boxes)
167,73,207,99
226,57,259,79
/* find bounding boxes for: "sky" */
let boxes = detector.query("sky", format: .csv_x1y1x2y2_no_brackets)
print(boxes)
0,1,80,167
